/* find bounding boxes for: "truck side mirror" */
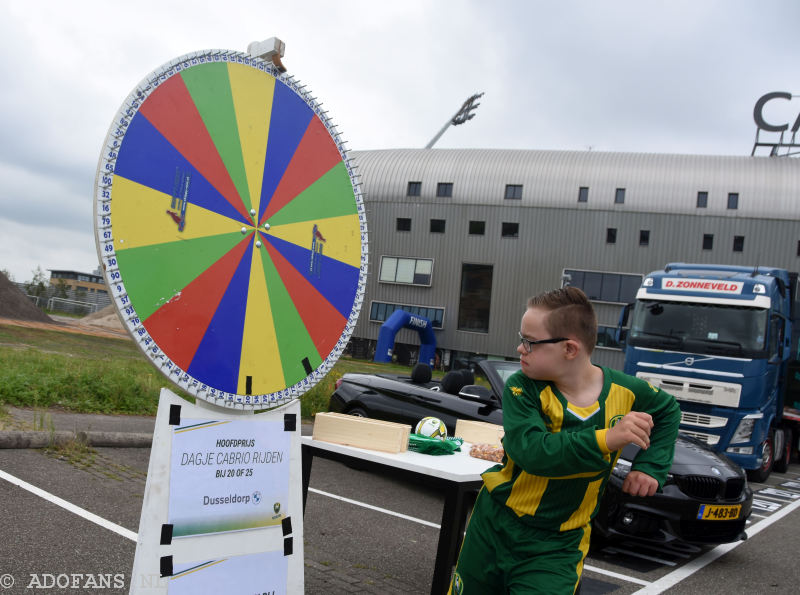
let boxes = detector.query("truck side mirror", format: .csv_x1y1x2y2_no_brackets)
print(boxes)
768,315,786,364
615,303,633,346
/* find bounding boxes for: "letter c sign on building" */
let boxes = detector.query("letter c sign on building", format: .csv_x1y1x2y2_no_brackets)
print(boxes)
754,92,800,133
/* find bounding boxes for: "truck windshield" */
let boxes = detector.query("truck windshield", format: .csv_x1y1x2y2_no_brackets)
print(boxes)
629,300,768,357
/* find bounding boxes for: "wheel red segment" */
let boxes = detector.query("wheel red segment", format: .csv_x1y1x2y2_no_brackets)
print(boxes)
260,117,345,224
262,235,347,359
142,233,254,371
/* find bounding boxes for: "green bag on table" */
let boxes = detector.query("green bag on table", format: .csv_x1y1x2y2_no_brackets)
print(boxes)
408,434,464,455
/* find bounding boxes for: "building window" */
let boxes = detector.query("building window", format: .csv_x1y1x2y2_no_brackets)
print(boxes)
379,256,433,286
606,228,617,244
370,301,444,329
502,222,519,238
615,188,626,204
639,230,650,246
430,219,446,233
703,234,714,250
504,184,523,200
733,235,745,252
407,181,421,197
727,193,739,210
436,182,453,198
458,264,493,333
396,218,411,232
562,269,643,304
469,220,485,236
697,191,708,208
578,187,589,203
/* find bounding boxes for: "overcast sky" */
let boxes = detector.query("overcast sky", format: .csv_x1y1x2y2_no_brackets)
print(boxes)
1,0,798,283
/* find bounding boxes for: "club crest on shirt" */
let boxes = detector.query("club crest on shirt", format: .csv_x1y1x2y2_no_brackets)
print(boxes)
451,572,464,594
610,414,625,427
510,386,523,397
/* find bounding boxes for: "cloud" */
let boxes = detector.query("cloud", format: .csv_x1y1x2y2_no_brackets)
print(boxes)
1,0,799,282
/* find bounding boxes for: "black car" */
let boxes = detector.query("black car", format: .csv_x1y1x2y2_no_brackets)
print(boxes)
328,360,752,545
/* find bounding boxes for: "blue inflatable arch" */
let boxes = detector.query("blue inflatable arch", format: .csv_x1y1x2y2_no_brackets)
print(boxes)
373,310,437,367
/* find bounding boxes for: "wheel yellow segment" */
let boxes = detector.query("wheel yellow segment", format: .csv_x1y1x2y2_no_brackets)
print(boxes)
238,241,285,395
268,214,363,269
227,62,275,222
112,176,247,251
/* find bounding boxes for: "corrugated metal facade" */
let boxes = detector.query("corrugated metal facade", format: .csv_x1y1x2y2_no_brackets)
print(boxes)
348,148,800,368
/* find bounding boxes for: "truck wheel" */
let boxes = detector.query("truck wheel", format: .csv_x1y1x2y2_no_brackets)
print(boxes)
774,428,793,473
747,430,774,483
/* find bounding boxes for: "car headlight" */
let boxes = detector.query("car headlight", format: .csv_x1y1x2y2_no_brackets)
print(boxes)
611,458,631,479
731,414,762,444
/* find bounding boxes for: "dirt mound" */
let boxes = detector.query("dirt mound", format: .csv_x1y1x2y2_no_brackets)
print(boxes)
79,304,126,333
0,271,53,323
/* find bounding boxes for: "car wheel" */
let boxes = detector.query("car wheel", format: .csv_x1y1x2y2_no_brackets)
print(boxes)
747,430,774,483
774,428,793,473
347,407,369,418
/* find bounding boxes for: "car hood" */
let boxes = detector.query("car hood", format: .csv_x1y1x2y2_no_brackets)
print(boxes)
621,433,743,479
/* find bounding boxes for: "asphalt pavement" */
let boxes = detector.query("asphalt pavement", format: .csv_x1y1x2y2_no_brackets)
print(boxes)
2,406,800,594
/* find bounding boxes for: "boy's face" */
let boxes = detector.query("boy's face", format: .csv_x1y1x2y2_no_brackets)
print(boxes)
517,306,564,380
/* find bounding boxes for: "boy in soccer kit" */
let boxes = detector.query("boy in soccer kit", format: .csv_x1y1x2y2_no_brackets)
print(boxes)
450,287,680,594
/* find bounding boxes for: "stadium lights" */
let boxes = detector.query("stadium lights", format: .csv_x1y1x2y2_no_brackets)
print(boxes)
425,92,484,149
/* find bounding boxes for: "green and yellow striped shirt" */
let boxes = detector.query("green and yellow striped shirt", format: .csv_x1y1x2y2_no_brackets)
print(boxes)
483,367,680,532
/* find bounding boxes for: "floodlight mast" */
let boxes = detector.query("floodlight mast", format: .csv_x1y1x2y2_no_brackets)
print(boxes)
425,92,484,149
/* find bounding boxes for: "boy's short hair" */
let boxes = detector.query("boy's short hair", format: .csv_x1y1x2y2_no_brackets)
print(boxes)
527,287,598,354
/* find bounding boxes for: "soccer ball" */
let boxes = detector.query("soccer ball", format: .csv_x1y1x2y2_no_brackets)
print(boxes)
415,417,447,439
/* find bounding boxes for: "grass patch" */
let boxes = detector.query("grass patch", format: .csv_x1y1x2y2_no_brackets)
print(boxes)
45,436,96,469
0,324,188,415
0,346,174,415
0,322,441,418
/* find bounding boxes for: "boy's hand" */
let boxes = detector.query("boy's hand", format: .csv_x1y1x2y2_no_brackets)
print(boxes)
622,471,659,497
605,411,653,451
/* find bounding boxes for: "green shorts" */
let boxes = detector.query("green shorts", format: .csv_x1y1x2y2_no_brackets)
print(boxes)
449,488,591,595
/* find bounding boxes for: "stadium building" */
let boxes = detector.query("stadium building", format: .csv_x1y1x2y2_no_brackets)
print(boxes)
347,147,800,369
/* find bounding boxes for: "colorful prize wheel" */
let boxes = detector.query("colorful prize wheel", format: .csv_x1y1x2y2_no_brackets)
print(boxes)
93,50,368,410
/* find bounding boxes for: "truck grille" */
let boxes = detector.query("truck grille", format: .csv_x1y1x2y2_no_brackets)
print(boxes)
636,371,741,408
679,430,720,446
676,475,745,501
681,411,727,429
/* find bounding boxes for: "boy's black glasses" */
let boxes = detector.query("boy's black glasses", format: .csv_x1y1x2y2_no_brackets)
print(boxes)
518,332,569,353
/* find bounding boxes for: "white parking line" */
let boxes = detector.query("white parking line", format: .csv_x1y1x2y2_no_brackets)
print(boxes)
309,487,650,586
0,469,137,542
583,564,650,586
309,487,441,528
602,546,677,567
631,495,800,594
751,492,794,503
